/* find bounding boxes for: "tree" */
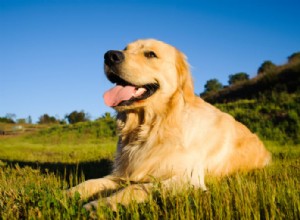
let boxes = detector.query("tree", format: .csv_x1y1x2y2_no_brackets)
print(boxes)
5,113,16,123
203,79,223,94
66,111,89,124
100,112,114,120
26,116,32,124
257,61,276,75
0,117,15,124
228,72,249,85
17,118,26,124
38,114,59,124
287,52,300,63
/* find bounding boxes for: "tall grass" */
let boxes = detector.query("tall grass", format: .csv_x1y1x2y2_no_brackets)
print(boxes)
0,117,299,219
0,141,299,219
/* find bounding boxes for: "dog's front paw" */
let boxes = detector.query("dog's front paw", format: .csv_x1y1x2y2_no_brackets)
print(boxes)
83,200,98,211
65,188,81,200
83,198,119,212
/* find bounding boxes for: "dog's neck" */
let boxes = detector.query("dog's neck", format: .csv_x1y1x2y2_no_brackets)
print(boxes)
113,92,188,180
116,91,186,138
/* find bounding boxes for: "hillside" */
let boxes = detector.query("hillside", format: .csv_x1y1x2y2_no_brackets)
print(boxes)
201,57,300,144
0,118,117,164
201,59,300,103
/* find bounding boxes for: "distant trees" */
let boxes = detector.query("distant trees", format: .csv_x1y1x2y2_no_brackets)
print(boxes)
228,72,249,85
1,111,114,126
0,114,19,123
37,111,90,124
100,112,114,121
0,114,32,124
201,72,249,96
201,73,249,97
201,51,300,95
38,114,60,124
257,61,276,75
27,116,32,124
38,111,91,124
5,113,16,123
203,79,223,94
288,52,300,63
1,111,91,125
17,118,26,124
65,111,90,124
0,117,15,124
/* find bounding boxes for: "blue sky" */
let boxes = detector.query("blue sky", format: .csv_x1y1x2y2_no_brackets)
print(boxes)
1,0,300,123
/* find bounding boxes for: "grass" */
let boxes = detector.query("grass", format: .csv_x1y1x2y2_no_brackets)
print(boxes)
0,136,116,163
0,126,299,219
0,122,117,163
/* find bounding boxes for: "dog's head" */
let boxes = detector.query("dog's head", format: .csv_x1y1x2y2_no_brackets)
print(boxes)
103,39,194,111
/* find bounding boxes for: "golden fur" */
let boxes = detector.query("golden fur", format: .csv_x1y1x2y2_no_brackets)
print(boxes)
69,39,271,210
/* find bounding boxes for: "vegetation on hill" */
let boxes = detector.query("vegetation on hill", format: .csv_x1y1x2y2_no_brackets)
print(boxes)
34,115,116,144
201,52,300,144
216,94,300,144
201,53,300,102
0,117,15,124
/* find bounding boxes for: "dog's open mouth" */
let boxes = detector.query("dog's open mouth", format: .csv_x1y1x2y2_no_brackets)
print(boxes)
103,74,159,107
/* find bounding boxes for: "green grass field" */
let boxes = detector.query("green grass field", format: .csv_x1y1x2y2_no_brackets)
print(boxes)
0,125,299,219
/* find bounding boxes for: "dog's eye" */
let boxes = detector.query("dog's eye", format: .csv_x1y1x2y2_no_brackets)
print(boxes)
144,51,157,58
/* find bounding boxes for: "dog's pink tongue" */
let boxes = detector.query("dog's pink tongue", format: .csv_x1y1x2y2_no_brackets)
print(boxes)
104,85,136,107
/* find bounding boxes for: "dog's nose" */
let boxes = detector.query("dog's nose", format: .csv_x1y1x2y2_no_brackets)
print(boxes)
104,50,124,66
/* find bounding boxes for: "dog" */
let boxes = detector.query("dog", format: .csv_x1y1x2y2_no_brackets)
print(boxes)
69,39,271,210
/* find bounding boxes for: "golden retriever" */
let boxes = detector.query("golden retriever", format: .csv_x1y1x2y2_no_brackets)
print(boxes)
69,39,271,210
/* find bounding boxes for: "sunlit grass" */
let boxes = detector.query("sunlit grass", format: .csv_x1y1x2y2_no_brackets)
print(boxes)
0,137,116,163
0,122,299,219
0,137,299,219
0,121,117,163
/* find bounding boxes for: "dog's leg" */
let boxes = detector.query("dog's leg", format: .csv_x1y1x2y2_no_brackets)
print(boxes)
84,173,207,211
67,175,120,200
84,182,152,210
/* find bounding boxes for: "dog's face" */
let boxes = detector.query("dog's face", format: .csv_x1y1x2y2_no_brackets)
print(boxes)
103,39,194,111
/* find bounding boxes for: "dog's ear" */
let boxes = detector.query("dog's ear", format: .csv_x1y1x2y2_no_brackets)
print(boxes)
176,50,195,102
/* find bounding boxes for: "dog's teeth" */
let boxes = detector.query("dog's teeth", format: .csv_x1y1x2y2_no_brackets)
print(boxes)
133,88,147,97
